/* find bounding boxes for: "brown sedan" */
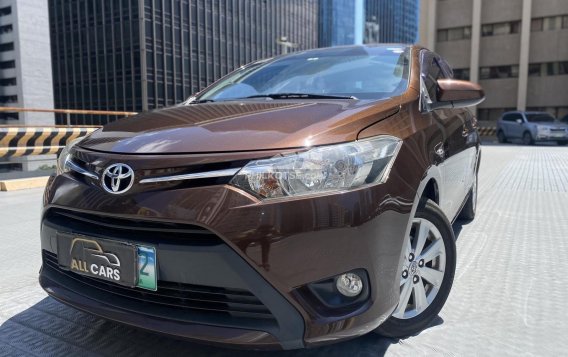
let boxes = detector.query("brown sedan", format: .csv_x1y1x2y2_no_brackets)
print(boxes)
40,44,484,349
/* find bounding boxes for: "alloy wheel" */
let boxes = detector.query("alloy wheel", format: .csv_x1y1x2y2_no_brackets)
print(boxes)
393,218,446,319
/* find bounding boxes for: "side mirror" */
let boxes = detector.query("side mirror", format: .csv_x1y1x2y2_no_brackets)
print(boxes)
516,118,523,124
432,79,485,110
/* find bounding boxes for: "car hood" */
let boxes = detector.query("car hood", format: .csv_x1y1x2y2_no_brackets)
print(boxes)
79,99,400,154
533,122,568,129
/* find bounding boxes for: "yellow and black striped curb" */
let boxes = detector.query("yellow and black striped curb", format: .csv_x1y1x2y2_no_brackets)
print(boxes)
478,127,496,136
0,127,99,158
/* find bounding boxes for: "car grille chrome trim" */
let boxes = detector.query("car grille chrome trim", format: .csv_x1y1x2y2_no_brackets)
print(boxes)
139,167,241,184
65,157,99,180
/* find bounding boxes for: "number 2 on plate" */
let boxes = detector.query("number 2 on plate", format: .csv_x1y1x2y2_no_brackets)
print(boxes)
139,250,149,276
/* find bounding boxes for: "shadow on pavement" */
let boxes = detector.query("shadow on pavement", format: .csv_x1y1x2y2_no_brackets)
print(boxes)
0,297,402,356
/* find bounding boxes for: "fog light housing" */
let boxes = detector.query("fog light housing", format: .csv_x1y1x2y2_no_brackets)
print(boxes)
336,273,363,297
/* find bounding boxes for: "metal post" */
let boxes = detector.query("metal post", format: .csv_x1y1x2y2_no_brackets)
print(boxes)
66,112,71,126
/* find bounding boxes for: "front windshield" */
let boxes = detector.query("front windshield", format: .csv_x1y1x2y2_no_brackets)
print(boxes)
194,46,410,102
526,113,556,123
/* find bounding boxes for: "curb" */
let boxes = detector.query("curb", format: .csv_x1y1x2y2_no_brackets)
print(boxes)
0,176,49,191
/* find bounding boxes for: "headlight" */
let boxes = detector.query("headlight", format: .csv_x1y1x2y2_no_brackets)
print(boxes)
537,125,550,135
230,136,401,199
56,136,86,175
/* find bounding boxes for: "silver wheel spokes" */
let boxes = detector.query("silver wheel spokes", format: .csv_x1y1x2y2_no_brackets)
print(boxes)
393,218,446,319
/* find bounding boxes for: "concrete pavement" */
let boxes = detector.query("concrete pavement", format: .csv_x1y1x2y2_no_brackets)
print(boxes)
1,145,567,356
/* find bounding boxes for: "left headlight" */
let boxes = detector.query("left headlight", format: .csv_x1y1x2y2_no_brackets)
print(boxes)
230,136,402,199
537,125,550,135
56,136,86,175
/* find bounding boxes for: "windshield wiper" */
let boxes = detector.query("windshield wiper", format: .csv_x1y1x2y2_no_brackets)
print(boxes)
243,93,358,100
186,98,215,104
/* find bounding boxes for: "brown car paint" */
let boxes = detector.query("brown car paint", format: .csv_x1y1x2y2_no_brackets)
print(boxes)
39,45,482,349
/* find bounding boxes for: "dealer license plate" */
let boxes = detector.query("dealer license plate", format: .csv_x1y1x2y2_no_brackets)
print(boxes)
57,234,157,291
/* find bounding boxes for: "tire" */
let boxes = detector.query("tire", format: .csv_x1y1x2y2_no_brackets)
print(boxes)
375,199,456,338
459,174,477,221
522,131,534,145
497,130,508,143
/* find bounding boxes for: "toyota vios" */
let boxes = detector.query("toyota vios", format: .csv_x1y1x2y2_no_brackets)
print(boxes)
40,45,484,349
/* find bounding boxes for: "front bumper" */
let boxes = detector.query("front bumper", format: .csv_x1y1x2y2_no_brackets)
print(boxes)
40,148,417,349
535,133,568,141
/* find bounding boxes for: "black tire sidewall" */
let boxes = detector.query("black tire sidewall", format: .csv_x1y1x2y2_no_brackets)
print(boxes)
375,200,457,338
497,131,505,143
523,132,533,145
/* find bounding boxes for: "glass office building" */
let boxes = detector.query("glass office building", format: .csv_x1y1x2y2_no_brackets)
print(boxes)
366,0,419,44
48,0,319,125
319,0,419,47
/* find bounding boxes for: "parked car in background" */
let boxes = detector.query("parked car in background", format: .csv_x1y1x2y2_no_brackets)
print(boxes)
496,111,568,145
40,45,485,349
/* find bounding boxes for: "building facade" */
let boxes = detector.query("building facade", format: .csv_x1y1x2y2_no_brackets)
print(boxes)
0,0,55,172
320,0,419,47
318,0,364,47
366,0,419,44
419,0,568,122
49,0,319,125
0,0,54,125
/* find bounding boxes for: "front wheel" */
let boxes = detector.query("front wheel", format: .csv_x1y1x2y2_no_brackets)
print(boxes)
497,130,508,143
522,131,534,145
375,199,456,338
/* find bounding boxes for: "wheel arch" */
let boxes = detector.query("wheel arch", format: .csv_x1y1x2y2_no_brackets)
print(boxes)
395,166,444,279
420,178,440,206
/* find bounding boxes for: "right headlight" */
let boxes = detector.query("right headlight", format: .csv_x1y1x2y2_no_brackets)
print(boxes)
230,136,402,199
56,136,86,175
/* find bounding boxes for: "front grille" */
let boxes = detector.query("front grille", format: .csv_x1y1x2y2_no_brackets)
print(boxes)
43,250,275,320
45,208,222,246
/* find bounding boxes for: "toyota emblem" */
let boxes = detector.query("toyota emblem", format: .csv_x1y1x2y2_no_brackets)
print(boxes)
102,163,134,194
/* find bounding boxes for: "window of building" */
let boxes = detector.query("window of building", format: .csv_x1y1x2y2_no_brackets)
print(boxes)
437,26,471,42
481,24,492,36
528,63,543,77
531,18,543,32
453,68,470,80
0,60,15,69
0,42,14,52
0,6,11,16
529,61,568,76
0,78,15,86
533,15,568,32
544,16,561,31
0,95,17,104
560,61,568,75
449,27,471,41
0,24,12,34
479,65,519,79
482,21,521,37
